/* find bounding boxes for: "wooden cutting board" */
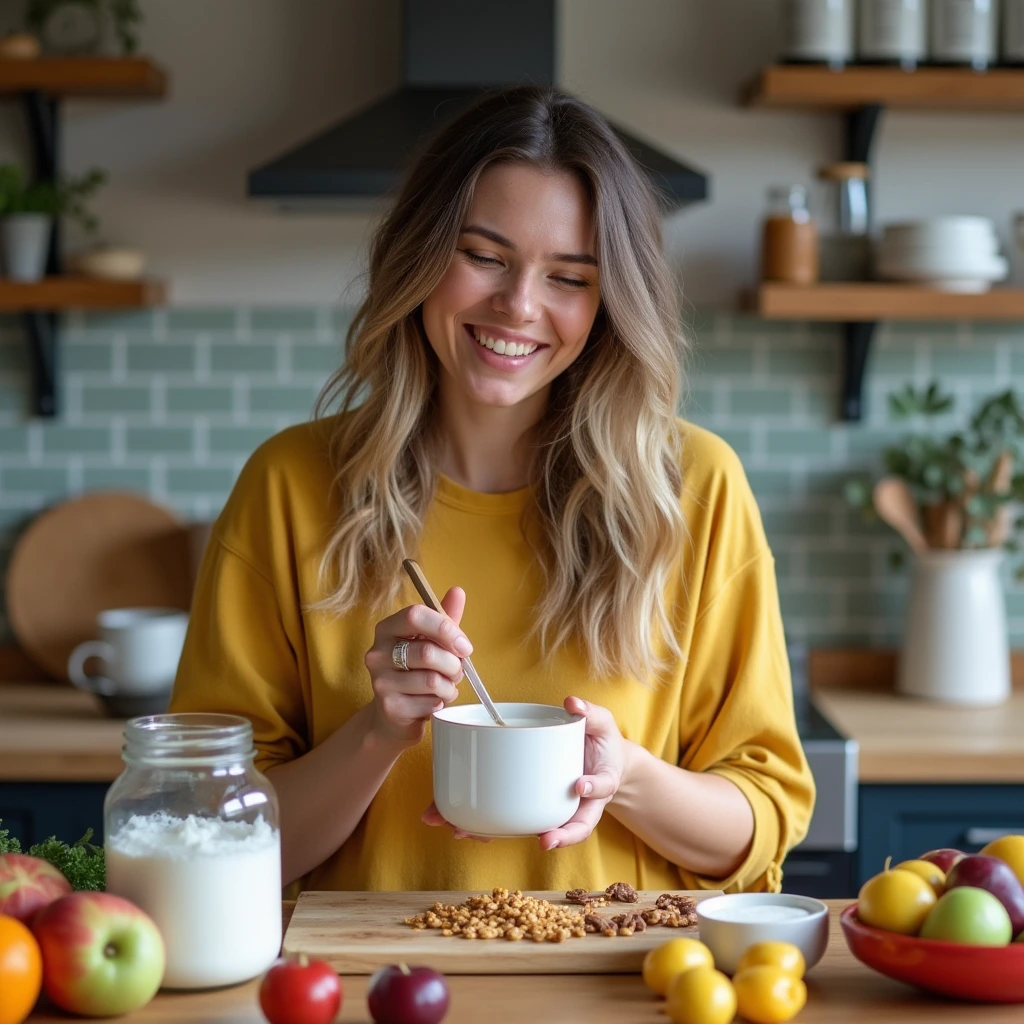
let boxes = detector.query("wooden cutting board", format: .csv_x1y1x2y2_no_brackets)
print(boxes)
283,889,723,974
5,492,192,681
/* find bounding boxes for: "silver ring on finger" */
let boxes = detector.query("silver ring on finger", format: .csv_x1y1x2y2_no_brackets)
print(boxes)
392,639,411,672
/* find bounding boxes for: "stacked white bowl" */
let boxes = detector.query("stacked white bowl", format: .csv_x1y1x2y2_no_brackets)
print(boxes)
875,217,1008,293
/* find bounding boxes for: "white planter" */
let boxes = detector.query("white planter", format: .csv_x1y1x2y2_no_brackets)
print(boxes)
0,214,53,281
897,549,1011,706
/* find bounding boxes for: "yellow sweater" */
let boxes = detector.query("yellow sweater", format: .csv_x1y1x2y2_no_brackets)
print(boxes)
169,417,814,895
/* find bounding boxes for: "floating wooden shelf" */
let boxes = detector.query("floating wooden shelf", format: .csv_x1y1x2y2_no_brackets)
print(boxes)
755,283,1024,322
746,64,1024,111
0,276,167,311
0,56,166,97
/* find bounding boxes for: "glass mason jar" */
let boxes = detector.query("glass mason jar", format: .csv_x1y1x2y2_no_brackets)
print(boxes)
104,714,282,990
761,185,820,285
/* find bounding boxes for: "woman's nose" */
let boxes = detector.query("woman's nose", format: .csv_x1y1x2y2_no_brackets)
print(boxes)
491,269,540,323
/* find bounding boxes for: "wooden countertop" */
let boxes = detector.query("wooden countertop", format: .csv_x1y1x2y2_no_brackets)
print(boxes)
809,649,1024,784
0,683,126,781
3,666,1024,785
23,900,1024,1022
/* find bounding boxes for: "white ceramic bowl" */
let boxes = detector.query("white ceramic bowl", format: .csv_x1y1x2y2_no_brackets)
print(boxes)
431,702,585,837
882,216,998,249
696,893,830,976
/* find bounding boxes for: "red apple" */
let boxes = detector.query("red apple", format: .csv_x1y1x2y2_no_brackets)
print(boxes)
32,891,165,1016
259,954,342,1024
368,963,449,1024
0,853,72,924
946,855,1024,937
919,848,965,875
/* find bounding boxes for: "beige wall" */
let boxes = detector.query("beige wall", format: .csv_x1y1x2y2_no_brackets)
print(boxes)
1,0,1022,306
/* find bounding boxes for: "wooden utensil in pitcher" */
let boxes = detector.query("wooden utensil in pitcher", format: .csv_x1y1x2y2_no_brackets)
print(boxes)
401,558,507,727
873,478,929,554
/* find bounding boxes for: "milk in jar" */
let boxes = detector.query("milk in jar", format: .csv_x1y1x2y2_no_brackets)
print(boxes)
104,713,282,989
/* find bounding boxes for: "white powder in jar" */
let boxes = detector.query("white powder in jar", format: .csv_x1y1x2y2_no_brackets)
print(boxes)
105,812,282,989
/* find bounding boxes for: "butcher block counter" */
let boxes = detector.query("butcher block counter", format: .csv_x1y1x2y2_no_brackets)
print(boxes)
21,900,1024,1022
4,665,1024,783
809,649,1024,784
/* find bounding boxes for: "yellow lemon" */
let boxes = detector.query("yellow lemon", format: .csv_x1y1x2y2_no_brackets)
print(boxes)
733,964,808,1024
857,867,936,934
735,940,806,979
666,965,737,1024
642,936,714,996
894,859,946,895
980,835,1024,889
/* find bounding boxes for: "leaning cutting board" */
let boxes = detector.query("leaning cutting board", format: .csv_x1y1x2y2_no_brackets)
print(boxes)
283,889,723,974
5,492,192,681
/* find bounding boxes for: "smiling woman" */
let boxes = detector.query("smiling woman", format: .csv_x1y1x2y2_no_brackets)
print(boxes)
168,85,815,899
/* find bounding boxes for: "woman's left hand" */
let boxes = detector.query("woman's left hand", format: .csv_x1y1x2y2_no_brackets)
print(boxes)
420,696,627,849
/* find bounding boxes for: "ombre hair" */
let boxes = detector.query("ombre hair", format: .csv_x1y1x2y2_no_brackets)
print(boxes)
313,85,688,682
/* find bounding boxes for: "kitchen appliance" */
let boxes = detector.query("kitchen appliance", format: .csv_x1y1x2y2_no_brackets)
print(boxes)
785,644,860,898
282,889,723,974
248,0,707,210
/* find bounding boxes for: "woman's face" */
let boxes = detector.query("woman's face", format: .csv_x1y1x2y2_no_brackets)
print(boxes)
421,162,601,414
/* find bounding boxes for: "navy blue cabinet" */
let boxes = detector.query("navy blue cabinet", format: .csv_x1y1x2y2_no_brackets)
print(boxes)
0,782,110,848
858,784,1024,885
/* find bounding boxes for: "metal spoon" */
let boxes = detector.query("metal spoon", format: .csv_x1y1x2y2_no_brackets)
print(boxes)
873,477,929,554
401,558,507,727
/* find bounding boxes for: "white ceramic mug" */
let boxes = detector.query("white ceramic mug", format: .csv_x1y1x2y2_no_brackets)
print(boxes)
431,702,585,836
67,607,189,697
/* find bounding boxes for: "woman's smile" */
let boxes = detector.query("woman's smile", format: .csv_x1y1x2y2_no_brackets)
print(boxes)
464,323,547,371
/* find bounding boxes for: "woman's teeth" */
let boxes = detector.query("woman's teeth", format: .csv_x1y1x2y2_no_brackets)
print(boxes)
472,328,538,357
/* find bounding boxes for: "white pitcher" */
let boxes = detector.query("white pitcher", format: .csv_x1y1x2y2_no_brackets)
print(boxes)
897,549,1011,706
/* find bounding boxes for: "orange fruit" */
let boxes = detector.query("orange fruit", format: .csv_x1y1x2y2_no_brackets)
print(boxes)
0,914,42,1024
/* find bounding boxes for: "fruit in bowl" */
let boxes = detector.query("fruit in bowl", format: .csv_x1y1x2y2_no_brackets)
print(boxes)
842,837,1024,1001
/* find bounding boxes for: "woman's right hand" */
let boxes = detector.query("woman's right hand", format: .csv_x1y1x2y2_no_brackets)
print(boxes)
364,586,473,747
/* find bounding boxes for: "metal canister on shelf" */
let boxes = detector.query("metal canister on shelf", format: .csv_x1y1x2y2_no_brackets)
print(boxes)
1003,0,1024,64
780,0,855,68
857,0,927,68
929,0,998,70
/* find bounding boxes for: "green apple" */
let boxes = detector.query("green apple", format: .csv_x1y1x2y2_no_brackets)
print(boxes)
919,886,1012,946
31,891,165,1015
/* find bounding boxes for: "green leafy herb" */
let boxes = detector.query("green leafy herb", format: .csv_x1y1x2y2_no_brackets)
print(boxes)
0,818,105,891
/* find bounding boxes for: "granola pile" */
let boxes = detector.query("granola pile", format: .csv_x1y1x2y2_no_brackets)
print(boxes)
402,884,698,942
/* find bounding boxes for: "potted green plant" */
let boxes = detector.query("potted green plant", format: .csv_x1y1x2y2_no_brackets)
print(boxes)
846,383,1024,707
0,163,106,281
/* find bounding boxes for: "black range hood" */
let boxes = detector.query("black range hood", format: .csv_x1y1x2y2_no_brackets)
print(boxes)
247,0,709,209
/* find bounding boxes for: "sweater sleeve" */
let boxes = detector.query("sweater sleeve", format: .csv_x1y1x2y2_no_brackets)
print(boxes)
168,534,310,775
676,551,816,894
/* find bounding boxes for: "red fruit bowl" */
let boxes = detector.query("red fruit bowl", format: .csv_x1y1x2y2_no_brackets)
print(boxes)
840,904,1024,1003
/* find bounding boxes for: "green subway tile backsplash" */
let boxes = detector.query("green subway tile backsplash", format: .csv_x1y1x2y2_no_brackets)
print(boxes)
3,307,1024,651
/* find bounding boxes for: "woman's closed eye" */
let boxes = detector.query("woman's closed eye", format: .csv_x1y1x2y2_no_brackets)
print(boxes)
459,249,590,289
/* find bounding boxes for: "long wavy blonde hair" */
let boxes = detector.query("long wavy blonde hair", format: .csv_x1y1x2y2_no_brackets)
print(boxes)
313,85,688,682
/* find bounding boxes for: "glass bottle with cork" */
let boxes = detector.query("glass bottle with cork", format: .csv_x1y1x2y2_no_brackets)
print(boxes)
761,185,819,285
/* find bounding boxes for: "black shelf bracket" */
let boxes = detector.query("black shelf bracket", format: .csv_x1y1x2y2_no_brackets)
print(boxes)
837,102,884,421
18,89,62,418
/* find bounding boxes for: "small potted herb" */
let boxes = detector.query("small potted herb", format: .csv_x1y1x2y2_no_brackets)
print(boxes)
0,163,107,281
846,383,1024,707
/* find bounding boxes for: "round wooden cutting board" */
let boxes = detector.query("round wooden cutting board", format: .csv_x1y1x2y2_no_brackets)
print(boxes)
5,492,193,682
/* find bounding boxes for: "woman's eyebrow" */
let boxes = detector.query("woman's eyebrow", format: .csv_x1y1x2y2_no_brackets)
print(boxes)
461,224,599,267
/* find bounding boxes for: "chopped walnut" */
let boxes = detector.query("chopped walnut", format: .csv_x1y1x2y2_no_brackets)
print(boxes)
612,912,647,936
605,881,639,903
641,908,665,926
656,892,697,913
583,913,606,934
658,906,699,928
